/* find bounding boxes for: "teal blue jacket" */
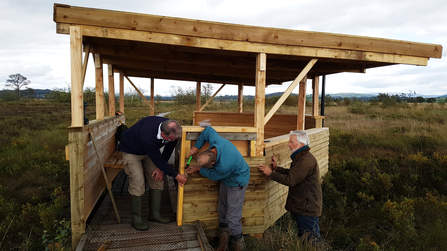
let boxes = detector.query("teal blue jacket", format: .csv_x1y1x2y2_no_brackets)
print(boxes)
194,126,250,187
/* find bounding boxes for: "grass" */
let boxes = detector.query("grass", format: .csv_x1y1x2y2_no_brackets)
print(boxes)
1,98,446,250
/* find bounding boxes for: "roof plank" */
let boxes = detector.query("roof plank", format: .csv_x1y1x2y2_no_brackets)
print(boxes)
54,4,442,58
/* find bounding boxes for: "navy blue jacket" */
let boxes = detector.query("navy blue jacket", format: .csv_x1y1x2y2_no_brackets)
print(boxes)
119,116,178,178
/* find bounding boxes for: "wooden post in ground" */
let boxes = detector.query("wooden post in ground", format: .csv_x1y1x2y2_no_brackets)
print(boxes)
95,53,104,120
150,78,155,116
297,76,307,130
255,53,266,156
119,71,124,113
108,65,115,116
238,84,243,113
196,81,201,111
69,25,85,249
312,76,320,117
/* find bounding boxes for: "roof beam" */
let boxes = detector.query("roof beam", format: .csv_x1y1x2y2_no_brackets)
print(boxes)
54,4,442,58
78,25,429,66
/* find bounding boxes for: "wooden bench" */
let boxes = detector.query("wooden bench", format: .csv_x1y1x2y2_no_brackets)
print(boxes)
104,150,124,169
104,149,179,214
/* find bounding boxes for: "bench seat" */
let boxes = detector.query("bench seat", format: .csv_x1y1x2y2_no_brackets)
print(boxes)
104,150,124,168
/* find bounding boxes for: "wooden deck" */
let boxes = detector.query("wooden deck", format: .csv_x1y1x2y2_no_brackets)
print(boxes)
76,170,211,251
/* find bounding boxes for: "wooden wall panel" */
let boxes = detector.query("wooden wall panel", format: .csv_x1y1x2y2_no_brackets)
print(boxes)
81,115,125,218
262,128,329,230
182,157,268,235
193,111,323,139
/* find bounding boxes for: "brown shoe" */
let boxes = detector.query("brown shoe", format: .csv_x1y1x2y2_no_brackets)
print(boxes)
215,228,230,251
232,236,245,251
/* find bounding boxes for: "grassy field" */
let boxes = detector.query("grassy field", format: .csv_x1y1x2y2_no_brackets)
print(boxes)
0,99,446,250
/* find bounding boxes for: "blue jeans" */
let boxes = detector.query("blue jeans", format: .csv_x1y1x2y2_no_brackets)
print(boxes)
291,213,323,243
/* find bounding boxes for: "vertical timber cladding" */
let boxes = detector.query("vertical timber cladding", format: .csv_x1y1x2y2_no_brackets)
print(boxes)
82,116,125,219
182,156,268,235
181,126,267,235
263,128,329,229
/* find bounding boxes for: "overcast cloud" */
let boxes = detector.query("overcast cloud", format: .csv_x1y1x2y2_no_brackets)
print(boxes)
1,0,446,97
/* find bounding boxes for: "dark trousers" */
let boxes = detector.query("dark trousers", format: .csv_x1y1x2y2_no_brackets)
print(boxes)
291,213,323,243
217,182,248,236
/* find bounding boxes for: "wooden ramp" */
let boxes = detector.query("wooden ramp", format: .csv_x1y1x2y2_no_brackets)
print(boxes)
77,171,211,251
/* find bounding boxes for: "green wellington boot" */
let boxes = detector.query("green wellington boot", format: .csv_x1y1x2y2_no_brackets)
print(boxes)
148,189,170,223
131,195,149,231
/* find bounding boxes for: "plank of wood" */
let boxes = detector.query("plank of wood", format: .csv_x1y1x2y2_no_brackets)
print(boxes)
255,53,266,156
77,25,431,66
108,64,115,116
54,5,442,58
95,53,105,121
70,25,84,127
297,77,307,130
68,127,84,249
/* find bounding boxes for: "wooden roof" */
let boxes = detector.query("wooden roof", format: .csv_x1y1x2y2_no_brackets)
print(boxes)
54,4,442,87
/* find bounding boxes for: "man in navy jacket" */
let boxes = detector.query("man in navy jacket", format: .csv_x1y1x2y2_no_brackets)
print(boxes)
119,116,187,230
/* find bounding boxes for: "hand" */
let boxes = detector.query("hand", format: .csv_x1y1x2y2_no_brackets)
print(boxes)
258,164,273,176
271,156,278,170
189,146,199,157
175,174,187,187
152,168,164,181
186,165,200,174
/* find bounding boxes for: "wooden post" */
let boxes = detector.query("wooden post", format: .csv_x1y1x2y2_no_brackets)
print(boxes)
95,53,105,120
68,127,84,250
119,71,124,113
150,78,155,116
70,25,83,127
255,53,266,156
177,131,187,226
238,84,243,113
196,81,201,111
108,65,115,116
312,76,320,116
297,76,307,130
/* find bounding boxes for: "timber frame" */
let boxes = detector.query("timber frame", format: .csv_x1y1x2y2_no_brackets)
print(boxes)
54,4,442,249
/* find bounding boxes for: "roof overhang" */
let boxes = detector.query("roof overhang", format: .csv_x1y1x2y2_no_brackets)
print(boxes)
54,4,442,86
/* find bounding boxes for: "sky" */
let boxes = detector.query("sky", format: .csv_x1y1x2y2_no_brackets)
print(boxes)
1,0,446,97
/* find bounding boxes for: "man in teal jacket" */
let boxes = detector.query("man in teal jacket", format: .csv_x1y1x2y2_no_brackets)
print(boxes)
187,126,250,251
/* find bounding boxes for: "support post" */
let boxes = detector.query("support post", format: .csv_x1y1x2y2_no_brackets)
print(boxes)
68,127,84,250
297,76,307,130
312,76,320,116
70,25,83,127
238,84,243,113
69,25,85,250
108,65,115,116
321,75,326,127
177,131,187,226
255,53,266,156
119,71,124,113
150,78,155,116
94,53,104,120
196,81,201,111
